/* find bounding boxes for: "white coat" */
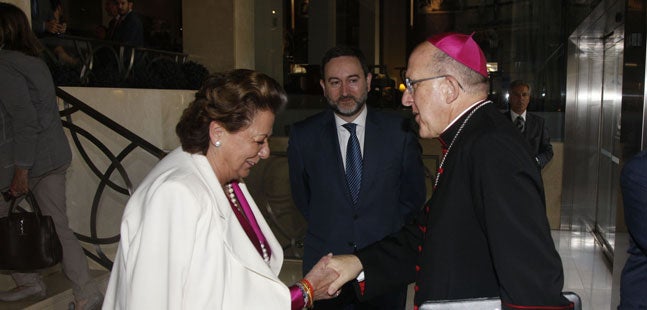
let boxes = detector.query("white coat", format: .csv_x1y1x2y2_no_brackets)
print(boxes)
103,148,289,309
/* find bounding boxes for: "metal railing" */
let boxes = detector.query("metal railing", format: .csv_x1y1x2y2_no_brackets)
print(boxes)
57,87,166,269
48,35,188,85
55,88,308,269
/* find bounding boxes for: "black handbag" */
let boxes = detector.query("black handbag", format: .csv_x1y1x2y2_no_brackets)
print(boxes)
0,192,63,270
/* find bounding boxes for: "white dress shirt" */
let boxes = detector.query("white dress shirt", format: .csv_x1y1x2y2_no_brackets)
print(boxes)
510,110,527,122
335,106,368,170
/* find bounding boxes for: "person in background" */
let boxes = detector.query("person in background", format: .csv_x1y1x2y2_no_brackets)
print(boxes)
324,33,571,310
618,150,647,309
31,0,78,65
0,3,103,309
111,0,144,46
505,79,553,169
94,25,108,40
288,45,426,309
31,0,66,37
104,0,120,40
102,69,339,309
148,18,172,51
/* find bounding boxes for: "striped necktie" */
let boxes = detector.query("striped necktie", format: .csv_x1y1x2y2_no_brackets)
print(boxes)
515,116,525,133
343,123,362,205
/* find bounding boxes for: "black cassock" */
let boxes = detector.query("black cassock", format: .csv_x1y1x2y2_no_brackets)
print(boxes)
354,101,572,310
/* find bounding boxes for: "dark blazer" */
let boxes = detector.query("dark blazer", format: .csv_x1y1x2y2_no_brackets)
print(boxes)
0,50,72,189
504,111,553,168
355,102,570,310
288,107,426,273
619,150,647,309
112,11,145,46
107,17,119,40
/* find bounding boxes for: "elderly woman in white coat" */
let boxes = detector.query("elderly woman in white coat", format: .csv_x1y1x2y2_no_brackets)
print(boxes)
103,69,338,309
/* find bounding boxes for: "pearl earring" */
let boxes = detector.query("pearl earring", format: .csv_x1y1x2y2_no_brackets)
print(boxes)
214,141,221,147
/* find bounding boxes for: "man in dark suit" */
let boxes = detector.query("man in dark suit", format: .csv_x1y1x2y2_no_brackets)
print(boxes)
112,0,144,46
504,80,553,169
288,46,426,309
618,150,647,309
324,33,571,310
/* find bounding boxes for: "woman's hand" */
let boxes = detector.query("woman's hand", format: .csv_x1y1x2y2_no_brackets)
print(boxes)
9,168,29,197
325,254,363,296
303,253,339,300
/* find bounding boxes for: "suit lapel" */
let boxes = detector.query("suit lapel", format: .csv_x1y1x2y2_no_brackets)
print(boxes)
222,190,284,281
320,111,354,204
522,114,535,139
237,183,284,276
505,111,534,138
191,153,282,281
360,109,381,205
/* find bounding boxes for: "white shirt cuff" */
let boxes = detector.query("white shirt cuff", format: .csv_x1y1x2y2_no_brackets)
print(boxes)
356,271,365,282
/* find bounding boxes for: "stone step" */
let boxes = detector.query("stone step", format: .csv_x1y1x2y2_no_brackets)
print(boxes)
0,269,109,310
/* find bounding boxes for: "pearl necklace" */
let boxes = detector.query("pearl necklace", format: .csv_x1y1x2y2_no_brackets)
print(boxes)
224,183,270,264
434,100,490,189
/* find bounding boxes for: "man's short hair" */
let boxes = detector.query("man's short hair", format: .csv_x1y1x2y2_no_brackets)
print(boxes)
320,46,370,78
510,80,531,92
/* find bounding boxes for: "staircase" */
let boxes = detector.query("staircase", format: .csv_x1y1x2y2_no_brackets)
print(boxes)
0,87,156,310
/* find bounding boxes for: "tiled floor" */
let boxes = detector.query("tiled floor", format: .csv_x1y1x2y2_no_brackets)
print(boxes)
554,230,613,310
284,230,615,309
1,230,614,309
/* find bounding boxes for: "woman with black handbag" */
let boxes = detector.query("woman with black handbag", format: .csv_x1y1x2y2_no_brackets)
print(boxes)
0,3,103,309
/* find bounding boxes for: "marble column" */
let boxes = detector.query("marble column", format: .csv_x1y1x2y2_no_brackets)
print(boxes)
181,0,251,73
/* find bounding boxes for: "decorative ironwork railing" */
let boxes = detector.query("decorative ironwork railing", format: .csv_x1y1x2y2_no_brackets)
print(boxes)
55,88,308,269
48,35,189,86
57,87,166,269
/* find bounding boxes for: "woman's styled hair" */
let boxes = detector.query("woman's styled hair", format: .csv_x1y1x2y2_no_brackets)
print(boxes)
176,69,287,155
0,2,43,57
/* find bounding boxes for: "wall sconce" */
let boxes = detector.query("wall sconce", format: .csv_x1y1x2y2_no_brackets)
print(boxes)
486,62,498,73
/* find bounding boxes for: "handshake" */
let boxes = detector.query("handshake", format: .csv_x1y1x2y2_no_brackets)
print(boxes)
300,254,364,301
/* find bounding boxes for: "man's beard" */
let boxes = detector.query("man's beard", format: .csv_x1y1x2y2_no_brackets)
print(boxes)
328,93,368,117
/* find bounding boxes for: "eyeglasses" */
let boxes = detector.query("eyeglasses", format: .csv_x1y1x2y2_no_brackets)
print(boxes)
404,75,447,95
404,75,464,94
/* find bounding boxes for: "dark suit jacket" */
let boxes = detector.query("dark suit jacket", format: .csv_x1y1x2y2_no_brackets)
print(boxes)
504,111,553,168
619,150,647,309
107,17,119,40
112,11,145,46
287,107,426,273
355,102,570,310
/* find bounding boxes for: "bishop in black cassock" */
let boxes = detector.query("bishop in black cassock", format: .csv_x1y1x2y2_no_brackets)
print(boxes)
325,33,572,310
